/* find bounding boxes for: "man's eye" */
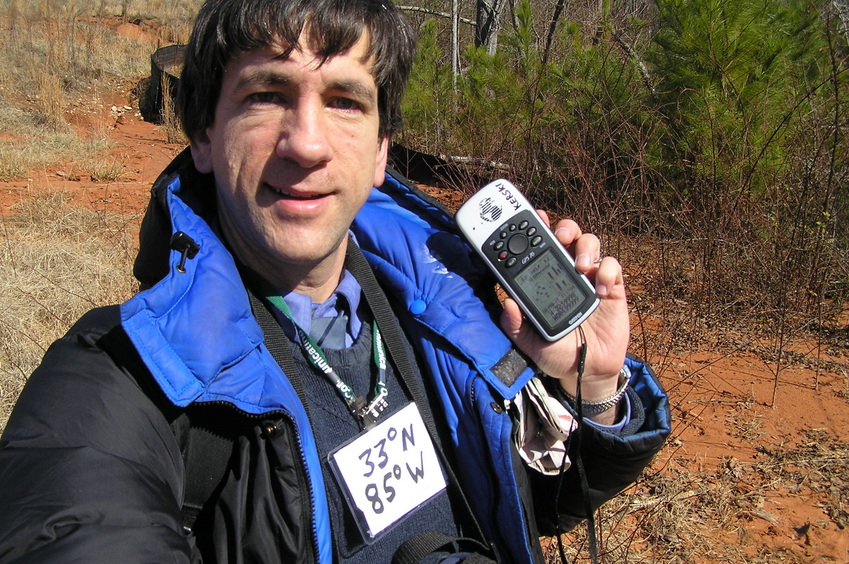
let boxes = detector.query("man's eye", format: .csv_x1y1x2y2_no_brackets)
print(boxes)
331,98,362,112
247,92,283,104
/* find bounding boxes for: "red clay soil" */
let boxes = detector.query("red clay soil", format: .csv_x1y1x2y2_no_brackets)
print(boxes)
2,85,848,563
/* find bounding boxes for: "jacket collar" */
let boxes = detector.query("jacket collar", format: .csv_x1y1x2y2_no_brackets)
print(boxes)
122,152,530,410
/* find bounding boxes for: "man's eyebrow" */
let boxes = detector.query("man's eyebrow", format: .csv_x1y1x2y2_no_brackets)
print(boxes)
328,79,377,101
233,69,289,91
231,69,377,102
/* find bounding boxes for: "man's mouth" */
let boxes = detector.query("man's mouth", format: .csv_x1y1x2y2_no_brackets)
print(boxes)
266,183,326,200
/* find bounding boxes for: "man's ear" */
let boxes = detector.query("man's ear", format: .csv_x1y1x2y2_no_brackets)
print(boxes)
190,129,214,174
373,136,390,187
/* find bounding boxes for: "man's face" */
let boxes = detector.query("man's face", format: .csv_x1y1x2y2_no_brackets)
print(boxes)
190,35,388,297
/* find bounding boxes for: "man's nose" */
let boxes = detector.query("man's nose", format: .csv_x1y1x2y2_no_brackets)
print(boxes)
276,104,332,168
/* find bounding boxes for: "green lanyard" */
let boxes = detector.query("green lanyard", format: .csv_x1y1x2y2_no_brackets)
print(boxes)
265,294,389,429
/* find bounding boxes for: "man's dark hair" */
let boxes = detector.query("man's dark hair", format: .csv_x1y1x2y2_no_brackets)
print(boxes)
176,0,417,141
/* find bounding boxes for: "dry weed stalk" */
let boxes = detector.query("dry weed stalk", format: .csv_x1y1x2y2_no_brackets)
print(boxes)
159,70,185,144
32,72,66,129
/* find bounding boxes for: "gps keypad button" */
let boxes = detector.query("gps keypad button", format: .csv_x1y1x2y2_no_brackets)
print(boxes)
507,234,529,255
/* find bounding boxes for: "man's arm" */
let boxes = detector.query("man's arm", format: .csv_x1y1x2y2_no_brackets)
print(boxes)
0,307,193,563
499,215,670,529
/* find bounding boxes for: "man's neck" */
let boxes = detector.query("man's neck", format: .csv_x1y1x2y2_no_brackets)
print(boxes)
214,215,349,303
258,239,348,303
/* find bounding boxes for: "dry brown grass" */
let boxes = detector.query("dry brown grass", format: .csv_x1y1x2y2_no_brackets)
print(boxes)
0,192,138,432
0,0,198,180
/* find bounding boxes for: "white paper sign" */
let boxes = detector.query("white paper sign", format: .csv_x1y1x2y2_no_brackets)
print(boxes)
329,402,447,540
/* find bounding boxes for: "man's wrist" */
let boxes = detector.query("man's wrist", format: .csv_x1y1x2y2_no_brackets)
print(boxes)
559,365,631,416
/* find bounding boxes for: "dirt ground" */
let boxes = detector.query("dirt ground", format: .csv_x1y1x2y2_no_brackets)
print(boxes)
2,79,848,562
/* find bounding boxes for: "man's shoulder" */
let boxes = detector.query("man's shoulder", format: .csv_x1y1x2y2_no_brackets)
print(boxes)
39,305,131,372
69,304,123,337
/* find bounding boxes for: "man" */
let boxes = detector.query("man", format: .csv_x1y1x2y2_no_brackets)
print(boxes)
0,0,670,562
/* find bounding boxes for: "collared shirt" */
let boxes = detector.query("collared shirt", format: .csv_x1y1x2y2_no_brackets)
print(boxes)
278,269,364,349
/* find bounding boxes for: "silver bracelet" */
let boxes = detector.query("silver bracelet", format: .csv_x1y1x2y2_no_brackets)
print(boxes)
561,365,631,415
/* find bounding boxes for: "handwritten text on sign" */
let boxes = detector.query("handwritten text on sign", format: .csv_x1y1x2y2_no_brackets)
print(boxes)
330,402,447,539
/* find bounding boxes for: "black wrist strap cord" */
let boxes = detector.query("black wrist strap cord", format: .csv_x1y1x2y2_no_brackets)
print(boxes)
555,325,599,564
